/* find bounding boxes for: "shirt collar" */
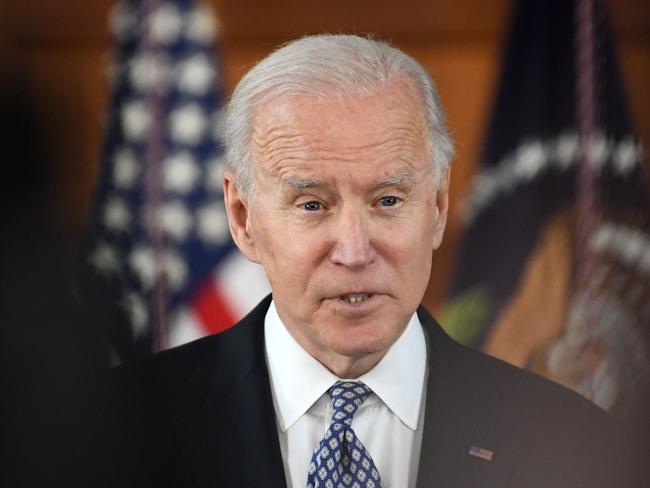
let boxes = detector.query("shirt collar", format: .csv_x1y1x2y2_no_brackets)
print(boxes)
264,300,427,432
357,312,427,430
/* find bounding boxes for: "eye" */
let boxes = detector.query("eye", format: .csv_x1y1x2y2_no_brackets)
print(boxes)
378,196,400,207
301,200,322,211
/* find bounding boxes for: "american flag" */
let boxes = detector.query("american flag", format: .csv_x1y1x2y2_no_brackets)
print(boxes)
85,0,269,361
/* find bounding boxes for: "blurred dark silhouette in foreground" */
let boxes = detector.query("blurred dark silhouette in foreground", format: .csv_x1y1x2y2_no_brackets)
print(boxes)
0,67,116,487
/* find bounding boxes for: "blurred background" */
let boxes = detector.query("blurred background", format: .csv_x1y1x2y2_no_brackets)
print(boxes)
0,0,648,309
0,0,648,485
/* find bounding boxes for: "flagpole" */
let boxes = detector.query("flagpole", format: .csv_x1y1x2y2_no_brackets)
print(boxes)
141,0,168,353
574,0,607,402
574,0,600,288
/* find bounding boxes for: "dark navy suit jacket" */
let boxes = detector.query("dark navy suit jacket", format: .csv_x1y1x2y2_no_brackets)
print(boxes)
111,295,642,487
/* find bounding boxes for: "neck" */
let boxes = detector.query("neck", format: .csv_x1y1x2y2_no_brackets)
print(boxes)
317,351,385,379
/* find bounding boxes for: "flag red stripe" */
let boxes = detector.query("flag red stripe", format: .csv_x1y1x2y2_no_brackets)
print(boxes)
190,279,237,334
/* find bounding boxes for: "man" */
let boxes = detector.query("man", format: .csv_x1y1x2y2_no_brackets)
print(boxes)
112,35,642,488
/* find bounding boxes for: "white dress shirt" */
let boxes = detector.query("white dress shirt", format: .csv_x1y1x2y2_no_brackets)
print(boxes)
264,301,428,488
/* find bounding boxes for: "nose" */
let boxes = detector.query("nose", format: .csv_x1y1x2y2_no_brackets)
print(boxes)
329,205,376,269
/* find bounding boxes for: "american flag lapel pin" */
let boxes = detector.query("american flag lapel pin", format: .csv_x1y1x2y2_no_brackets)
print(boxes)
468,445,494,462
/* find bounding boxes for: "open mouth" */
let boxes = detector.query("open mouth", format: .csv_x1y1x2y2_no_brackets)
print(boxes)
338,293,371,304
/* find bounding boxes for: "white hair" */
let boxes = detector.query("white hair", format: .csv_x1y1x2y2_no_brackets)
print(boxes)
223,34,454,196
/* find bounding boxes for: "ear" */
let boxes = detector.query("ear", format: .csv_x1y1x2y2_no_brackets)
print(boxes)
223,171,260,263
432,168,450,250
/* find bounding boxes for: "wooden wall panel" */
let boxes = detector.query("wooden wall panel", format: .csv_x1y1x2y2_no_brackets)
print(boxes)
213,0,512,39
0,0,111,45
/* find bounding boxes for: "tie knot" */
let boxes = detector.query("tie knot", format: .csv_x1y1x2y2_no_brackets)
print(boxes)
329,381,371,426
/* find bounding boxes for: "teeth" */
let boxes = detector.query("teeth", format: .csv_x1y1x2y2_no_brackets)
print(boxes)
341,293,368,304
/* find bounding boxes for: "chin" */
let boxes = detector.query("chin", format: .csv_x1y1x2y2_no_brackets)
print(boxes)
327,327,397,359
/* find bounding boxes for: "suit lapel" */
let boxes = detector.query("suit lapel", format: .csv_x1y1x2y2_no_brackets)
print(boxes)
416,307,520,488
173,296,287,488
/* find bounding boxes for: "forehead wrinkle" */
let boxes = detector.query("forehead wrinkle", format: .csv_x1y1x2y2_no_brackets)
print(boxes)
328,117,428,165
255,107,425,150
327,120,426,153
253,141,311,182
252,127,309,158
251,90,430,177
294,127,427,168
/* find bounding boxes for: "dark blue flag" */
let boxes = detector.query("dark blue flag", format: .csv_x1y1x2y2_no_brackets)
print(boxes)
446,0,649,414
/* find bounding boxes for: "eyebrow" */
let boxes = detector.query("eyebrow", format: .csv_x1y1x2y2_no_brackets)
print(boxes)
279,170,416,192
375,171,416,188
280,176,321,190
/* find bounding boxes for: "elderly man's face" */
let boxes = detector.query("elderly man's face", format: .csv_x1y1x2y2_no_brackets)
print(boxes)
225,78,449,376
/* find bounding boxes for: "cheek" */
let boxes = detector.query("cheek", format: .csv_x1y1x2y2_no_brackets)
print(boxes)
252,217,324,283
379,218,435,297
379,208,436,258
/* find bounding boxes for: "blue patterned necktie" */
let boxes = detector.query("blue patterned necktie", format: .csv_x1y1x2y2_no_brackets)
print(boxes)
306,381,382,488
